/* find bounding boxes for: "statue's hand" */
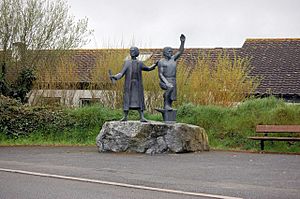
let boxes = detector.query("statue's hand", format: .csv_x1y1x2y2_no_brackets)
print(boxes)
180,34,186,42
108,69,116,83
155,60,159,66
166,82,174,88
110,75,116,80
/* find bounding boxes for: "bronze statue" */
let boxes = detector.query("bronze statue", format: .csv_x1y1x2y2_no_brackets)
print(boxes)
109,47,157,122
158,34,185,110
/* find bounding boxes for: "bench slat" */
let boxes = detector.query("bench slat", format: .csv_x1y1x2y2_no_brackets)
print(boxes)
248,136,300,141
256,125,300,133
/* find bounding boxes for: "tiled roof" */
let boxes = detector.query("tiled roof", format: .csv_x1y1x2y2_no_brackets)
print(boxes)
147,48,240,65
240,38,300,95
64,47,240,82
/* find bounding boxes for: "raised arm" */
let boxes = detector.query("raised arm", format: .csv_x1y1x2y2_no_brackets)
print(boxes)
173,34,185,61
141,61,158,71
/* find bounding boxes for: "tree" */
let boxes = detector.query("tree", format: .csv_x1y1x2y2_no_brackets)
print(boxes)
0,0,93,102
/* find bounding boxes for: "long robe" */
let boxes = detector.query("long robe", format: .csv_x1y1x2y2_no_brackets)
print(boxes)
114,59,153,111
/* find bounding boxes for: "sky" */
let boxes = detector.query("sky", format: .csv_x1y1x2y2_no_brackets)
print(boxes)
67,0,300,49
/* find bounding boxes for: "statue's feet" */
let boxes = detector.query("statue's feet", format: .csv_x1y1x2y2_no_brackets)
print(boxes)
120,117,128,122
140,117,148,122
164,105,173,111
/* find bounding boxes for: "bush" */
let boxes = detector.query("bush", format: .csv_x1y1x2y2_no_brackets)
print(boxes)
0,95,122,144
0,95,74,138
176,51,260,107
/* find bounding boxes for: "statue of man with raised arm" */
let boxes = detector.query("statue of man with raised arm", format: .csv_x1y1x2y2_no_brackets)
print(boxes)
158,34,185,110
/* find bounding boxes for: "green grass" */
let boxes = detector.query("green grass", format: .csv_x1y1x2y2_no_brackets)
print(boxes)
176,97,300,153
1,97,300,153
0,127,100,146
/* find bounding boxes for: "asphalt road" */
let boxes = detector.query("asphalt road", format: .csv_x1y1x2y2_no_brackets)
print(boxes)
0,146,299,199
1,172,208,199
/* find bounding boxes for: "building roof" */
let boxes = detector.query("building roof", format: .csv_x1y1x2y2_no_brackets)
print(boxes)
65,47,241,82
240,38,300,95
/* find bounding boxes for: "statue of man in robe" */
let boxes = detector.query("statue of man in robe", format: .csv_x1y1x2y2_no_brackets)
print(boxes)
109,47,157,122
158,34,185,110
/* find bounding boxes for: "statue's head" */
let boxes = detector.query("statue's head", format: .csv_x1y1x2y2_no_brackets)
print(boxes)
130,47,139,58
163,47,173,59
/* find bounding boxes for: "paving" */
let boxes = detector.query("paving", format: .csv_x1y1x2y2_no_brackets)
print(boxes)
0,146,299,199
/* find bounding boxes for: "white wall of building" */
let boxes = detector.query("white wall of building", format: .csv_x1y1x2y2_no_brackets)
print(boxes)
28,89,117,107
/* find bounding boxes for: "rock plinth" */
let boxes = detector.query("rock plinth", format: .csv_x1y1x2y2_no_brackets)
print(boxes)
96,121,209,154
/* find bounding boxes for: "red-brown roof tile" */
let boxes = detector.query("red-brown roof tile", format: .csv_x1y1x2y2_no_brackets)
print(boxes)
240,38,300,95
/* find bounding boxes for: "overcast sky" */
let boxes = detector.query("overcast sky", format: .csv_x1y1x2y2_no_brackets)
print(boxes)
67,0,300,49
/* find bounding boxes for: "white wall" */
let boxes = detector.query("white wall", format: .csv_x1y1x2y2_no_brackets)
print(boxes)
28,89,117,107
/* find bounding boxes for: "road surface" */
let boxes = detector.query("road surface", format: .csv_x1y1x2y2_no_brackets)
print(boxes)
0,146,299,199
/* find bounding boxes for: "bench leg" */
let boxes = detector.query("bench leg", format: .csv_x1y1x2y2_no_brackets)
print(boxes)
261,140,265,150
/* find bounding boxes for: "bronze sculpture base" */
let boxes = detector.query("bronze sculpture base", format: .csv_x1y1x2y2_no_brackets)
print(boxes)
155,108,177,123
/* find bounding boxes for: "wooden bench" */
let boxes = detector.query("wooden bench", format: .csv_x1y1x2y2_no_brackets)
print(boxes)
248,125,300,150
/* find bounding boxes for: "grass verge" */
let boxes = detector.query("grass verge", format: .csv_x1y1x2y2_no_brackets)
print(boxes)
1,97,300,153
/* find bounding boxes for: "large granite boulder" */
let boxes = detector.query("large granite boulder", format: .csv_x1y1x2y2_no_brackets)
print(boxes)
96,121,209,154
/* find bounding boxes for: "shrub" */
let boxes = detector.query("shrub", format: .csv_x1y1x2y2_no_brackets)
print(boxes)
177,51,260,107
0,95,74,138
0,94,122,144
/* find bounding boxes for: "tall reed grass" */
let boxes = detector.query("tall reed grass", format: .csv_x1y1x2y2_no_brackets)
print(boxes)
32,51,80,105
33,48,259,110
177,51,260,106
